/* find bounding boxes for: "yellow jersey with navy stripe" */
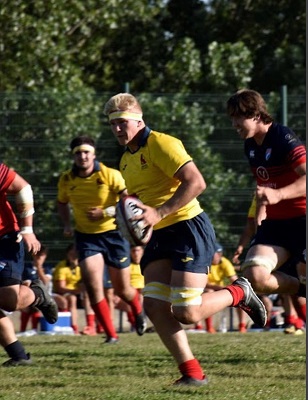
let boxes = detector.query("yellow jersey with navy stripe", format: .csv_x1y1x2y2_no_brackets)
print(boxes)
208,257,236,286
57,160,126,234
247,195,257,219
130,262,144,289
120,128,203,230
53,260,82,291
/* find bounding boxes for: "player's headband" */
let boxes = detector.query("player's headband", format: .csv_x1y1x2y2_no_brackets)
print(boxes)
108,111,143,121
72,144,95,154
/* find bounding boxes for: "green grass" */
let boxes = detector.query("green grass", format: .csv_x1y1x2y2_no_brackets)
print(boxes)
1,331,305,400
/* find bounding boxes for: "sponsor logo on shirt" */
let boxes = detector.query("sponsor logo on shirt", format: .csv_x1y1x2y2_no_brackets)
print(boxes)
140,154,148,169
265,148,272,161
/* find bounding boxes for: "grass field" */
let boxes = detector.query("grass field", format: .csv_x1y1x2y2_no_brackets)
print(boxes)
1,330,305,400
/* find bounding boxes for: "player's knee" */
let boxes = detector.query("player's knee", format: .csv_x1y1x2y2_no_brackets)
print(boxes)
143,282,171,319
242,256,276,274
172,306,200,324
243,266,271,292
170,286,204,324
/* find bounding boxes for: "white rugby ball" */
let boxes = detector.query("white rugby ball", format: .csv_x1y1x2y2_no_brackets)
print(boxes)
116,196,153,246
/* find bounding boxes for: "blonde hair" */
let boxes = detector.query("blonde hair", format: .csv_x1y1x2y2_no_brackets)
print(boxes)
103,93,142,115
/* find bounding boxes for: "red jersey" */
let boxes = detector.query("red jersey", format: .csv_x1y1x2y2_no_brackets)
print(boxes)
244,123,306,219
0,162,19,235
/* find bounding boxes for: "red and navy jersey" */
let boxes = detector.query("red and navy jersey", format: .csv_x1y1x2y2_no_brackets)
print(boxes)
0,162,19,235
244,123,306,219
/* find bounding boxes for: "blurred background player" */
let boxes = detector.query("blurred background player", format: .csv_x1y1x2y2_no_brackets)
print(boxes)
114,246,145,332
57,136,146,343
53,243,84,335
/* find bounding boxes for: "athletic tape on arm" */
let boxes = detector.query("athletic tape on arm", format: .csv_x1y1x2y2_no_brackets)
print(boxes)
15,184,35,218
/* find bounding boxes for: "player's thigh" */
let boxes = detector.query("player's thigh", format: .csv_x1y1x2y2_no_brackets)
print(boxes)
171,269,207,289
80,253,104,286
0,285,21,310
143,259,173,285
246,244,290,270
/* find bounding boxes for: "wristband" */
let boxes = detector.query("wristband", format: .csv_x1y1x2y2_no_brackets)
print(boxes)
20,226,34,234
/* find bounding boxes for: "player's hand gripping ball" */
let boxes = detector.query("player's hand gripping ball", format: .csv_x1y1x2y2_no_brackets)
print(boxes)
116,196,153,246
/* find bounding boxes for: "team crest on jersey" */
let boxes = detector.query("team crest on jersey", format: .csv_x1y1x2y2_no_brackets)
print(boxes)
265,148,272,161
249,150,255,158
140,154,148,169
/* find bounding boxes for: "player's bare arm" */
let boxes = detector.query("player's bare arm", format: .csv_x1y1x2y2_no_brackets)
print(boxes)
257,163,306,206
7,173,40,254
157,161,206,217
57,201,73,236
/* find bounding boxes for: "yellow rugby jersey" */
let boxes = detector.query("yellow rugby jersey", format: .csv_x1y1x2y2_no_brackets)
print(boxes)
247,195,257,219
120,128,203,230
57,161,126,233
130,262,144,289
53,260,82,291
208,257,236,286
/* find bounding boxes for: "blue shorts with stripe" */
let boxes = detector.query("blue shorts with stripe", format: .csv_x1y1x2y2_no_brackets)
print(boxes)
140,212,216,274
0,231,25,287
75,229,130,269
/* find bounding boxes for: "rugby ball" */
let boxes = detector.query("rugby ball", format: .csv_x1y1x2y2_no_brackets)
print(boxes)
116,196,153,246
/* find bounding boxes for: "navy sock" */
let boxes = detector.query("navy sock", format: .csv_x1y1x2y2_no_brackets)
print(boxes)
5,341,28,360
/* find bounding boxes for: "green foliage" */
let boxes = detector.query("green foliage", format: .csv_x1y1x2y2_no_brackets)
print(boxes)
206,41,253,91
0,0,305,257
0,0,305,93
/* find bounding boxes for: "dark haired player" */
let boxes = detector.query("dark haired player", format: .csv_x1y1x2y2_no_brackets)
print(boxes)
57,136,146,343
227,89,306,298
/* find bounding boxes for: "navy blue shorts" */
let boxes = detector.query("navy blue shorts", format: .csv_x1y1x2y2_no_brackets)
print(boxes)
75,230,130,269
104,267,113,289
250,216,306,261
0,231,25,287
140,212,216,274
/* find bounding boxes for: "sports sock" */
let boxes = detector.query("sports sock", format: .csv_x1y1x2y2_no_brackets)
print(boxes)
5,341,28,361
20,311,31,332
295,303,306,322
127,290,142,316
96,319,104,333
179,358,204,380
239,322,246,330
126,310,135,326
31,311,41,330
205,317,214,331
294,318,304,330
92,299,118,339
225,285,245,307
86,314,95,328
285,314,296,325
71,324,79,333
